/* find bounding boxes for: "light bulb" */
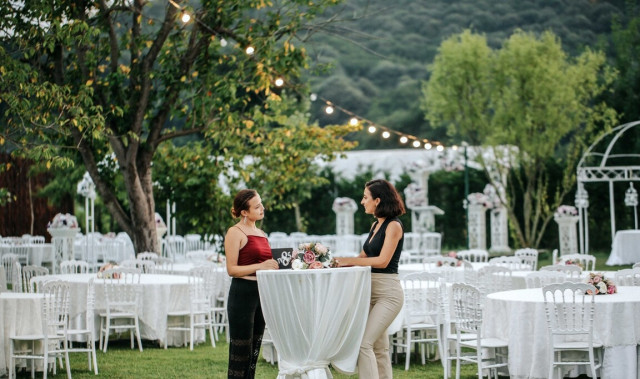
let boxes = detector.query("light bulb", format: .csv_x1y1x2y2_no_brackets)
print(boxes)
181,12,191,23
382,131,390,139
399,136,408,144
425,143,432,150
452,145,458,150
309,93,317,101
412,140,421,148
368,126,376,133
325,106,334,114
245,46,255,55
349,118,358,126
220,38,228,47
436,145,444,151
275,78,284,87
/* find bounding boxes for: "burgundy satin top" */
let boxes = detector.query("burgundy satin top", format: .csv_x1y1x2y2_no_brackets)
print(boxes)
237,235,272,266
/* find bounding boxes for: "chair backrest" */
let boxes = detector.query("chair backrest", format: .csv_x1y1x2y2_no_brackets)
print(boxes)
151,257,174,274
184,234,203,252
614,268,640,286
456,249,489,263
39,280,71,336
28,235,46,244
1,253,19,290
557,253,596,271
166,235,186,260
102,267,142,314
525,271,566,288
542,283,596,339
633,262,640,269
490,255,528,271
514,248,539,270
84,277,96,335
119,259,138,269
21,265,49,293
187,266,214,312
540,264,582,278
137,252,158,261
477,265,513,294
11,244,30,265
451,283,483,334
401,272,441,326
420,232,442,257
186,250,210,262
60,259,90,274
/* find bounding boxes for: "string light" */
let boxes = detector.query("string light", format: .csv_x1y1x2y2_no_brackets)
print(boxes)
165,0,448,151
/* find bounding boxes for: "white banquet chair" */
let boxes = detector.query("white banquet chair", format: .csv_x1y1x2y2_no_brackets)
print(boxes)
391,272,442,370
456,249,488,263
9,280,72,379
151,257,174,274
165,266,215,350
59,259,90,274
540,264,582,279
186,250,210,262
614,268,640,286
489,256,528,271
514,248,539,270
21,265,49,293
451,283,508,379
542,283,602,379
477,266,513,294
65,277,99,374
422,256,459,269
633,262,640,269
525,271,566,288
556,253,596,271
99,267,143,352
137,252,158,261
1,253,19,291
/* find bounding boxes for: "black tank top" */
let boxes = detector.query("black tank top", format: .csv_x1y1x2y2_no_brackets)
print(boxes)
363,217,404,274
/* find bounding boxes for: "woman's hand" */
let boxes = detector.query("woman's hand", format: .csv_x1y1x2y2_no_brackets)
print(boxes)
258,258,279,271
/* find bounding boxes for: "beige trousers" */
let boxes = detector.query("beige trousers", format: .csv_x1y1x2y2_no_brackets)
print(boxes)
357,273,404,379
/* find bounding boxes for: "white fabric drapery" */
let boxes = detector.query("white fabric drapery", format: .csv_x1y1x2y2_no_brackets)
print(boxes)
257,267,371,379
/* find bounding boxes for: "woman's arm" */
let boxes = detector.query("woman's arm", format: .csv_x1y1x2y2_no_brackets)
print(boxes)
336,221,403,269
225,228,277,278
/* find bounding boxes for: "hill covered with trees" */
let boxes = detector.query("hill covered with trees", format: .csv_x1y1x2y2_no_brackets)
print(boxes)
303,0,627,148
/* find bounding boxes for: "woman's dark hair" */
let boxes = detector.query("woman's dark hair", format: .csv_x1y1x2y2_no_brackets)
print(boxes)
366,179,406,218
231,189,258,218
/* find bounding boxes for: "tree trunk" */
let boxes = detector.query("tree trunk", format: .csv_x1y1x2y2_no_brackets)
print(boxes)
121,158,158,255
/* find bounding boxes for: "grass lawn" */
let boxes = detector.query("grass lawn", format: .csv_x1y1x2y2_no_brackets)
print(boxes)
13,249,629,378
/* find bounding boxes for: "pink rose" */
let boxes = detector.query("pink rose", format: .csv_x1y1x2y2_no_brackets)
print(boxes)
303,250,316,264
592,275,601,284
308,261,323,269
607,285,617,294
447,251,457,258
292,249,299,259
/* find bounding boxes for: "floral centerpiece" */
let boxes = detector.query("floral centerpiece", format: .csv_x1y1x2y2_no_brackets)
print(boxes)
465,192,492,209
97,262,121,279
47,213,79,229
586,272,617,295
291,242,337,270
439,251,463,267
556,258,584,269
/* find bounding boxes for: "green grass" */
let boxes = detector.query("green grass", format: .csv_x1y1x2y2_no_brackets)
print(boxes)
14,335,480,378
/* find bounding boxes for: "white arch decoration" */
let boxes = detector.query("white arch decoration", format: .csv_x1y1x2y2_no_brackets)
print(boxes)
576,120,640,254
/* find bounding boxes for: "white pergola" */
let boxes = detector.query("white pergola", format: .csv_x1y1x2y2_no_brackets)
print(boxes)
576,120,640,253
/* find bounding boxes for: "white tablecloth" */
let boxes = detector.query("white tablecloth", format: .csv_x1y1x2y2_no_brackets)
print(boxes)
607,230,640,265
0,293,46,376
0,244,53,267
484,287,640,379
31,273,200,347
257,267,371,378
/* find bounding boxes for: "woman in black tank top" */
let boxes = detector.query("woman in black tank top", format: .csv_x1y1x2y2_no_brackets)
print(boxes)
335,179,405,379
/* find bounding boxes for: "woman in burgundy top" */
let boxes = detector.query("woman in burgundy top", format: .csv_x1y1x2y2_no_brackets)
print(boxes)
224,189,278,378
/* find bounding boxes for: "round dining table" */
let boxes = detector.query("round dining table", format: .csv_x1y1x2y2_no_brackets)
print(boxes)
257,267,371,378
31,273,202,347
483,286,640,379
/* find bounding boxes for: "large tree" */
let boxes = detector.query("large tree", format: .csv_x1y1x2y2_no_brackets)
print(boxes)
422,30,618,248
0,0,355,253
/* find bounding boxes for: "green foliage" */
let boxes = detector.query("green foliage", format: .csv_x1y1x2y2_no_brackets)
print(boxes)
422,29,618,248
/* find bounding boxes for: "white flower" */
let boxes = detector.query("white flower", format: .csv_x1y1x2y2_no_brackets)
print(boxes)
292,259,304,270
322,259,331,268
596,282,607,294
